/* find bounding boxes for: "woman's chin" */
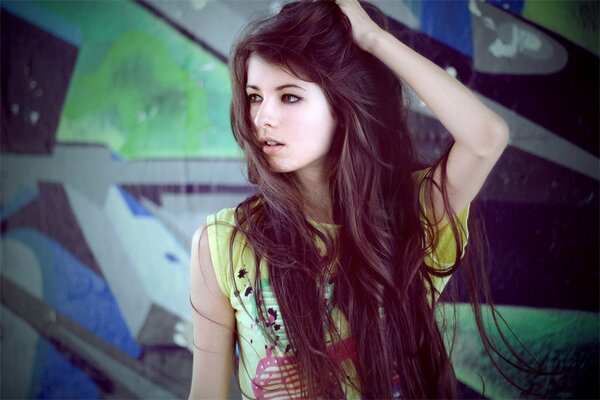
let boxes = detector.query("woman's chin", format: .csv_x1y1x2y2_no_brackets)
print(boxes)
268,162,291,174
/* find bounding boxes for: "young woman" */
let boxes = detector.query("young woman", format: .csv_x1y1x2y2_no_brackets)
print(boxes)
189,0,512,398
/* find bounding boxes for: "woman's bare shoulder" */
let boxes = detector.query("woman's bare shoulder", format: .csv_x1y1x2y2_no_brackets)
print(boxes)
190,224,233,317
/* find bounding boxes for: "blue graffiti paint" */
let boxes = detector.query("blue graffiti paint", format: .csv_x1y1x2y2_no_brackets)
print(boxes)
3,229,141,357
35,341,100,399
5,228,143,398
485,0,524,15
165,252,180,264
421,0,473,57
117,187,152,217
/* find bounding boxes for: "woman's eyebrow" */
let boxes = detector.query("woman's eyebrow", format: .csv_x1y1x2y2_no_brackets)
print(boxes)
246,84,307,92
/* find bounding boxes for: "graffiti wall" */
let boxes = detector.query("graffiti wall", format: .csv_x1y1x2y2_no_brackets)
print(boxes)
1,0,597,398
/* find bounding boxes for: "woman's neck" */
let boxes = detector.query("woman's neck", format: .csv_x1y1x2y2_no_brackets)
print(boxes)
296,169,333,224
304,191,332,224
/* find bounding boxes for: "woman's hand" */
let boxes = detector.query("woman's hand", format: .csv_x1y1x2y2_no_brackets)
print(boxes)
335,0,385,52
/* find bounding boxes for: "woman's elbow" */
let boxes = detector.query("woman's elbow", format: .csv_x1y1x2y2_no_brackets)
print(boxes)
477,117,509,158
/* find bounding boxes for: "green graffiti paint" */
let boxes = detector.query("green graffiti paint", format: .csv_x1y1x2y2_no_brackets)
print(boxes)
438,303,598,398
522,0,599,56
36,0,238,159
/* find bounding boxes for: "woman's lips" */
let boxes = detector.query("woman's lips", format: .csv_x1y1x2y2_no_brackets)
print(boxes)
262,144,284,155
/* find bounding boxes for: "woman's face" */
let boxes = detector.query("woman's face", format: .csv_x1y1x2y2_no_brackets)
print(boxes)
246,54,337,178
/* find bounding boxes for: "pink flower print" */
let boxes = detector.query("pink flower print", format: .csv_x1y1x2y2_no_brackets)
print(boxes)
267,307,277,326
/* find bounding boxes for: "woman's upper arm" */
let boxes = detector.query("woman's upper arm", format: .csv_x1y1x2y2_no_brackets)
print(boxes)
188,224,235,400
425,121,509,227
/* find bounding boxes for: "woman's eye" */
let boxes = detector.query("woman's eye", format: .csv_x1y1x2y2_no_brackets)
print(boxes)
247,93,262,103
281,94,300,103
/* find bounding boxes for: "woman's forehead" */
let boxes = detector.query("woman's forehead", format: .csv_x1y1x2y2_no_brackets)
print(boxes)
246,54,312,90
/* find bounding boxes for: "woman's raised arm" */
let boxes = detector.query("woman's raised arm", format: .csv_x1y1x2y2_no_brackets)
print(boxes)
188,225,235,399
336,0,509,226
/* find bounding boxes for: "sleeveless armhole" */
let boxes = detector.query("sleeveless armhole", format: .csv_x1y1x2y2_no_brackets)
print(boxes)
413,168,471,294
206,209,236,299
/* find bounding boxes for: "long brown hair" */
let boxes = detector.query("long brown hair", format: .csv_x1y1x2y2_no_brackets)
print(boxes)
224,1,538,398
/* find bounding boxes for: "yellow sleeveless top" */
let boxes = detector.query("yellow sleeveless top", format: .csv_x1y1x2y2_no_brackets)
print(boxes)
206,168,470,399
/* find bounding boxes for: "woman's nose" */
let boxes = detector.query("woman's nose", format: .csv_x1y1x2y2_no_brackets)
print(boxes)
253,99,277,129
